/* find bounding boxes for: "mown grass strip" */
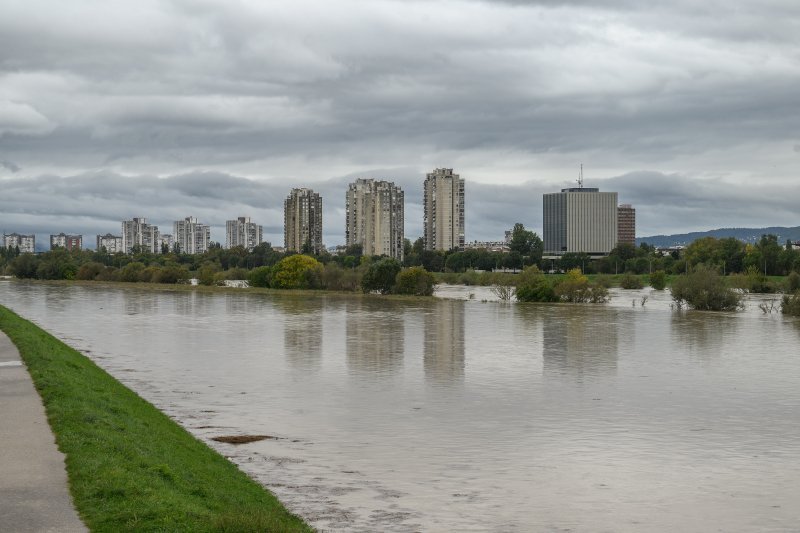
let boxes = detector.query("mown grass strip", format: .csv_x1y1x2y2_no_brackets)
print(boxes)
0,304,311,533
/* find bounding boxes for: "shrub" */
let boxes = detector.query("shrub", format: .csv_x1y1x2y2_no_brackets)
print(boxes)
781,291,800,316
76,262,105,281
320,263,361,291
593,274,612,288
516,266,557,302
152,265,189,284
196,264,219,286
361,258,402,294
9,254,41,279
247,266,272,288
729,266,776,293
785,271,800,293
118,262,146,282
619,272,643,289
95,267,120,282
670,266,744,311
394,267,435,296
649,270,667,290
271,255,323,290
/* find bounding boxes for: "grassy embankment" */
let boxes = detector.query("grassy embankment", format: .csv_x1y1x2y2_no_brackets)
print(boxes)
0,304,311,533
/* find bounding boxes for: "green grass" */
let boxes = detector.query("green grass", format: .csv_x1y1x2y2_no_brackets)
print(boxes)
0,304,312,533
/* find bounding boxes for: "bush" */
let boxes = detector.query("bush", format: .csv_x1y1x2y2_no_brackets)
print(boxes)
729,266,776,293
785,271,800,293
271,255,323,290
152,265,189,284
619,273,643,289
516,266,557,302
95,267,119,282
649,270,667,290
320,263,361,291
247,266,272,288
554,268,609,303
118,262,146,282
781,291,800,316
76,262,105,281
196,264,219,286
9,254,41,279
593,274,612,288
361,258,402,294
394,267,435,296
670,266,744,311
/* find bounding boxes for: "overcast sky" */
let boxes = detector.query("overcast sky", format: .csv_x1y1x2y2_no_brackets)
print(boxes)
2,0,799,247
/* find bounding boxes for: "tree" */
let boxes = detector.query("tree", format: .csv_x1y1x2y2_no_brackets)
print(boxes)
247,266,272,288
509,223,544,265
515,265,557,302
670,265,743,311
271,255,323,289
361,258,402,294
649,270,667,290
394,266,435,296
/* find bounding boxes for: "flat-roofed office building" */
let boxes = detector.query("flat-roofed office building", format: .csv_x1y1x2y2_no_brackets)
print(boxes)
543,187,618,257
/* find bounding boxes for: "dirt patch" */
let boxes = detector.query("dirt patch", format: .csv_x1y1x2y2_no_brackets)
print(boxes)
211,434,279,444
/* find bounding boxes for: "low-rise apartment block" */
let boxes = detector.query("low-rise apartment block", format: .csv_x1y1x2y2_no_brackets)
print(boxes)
96,233,123,253
3,233,35,253
50,233,82,251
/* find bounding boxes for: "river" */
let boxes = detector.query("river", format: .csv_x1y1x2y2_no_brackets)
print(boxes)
1,280,799,532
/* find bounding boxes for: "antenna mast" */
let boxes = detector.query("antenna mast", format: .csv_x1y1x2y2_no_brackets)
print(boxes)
578,163,584,189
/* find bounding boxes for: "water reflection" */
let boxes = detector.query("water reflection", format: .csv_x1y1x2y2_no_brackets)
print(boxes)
123,289,159,315
346,299,404,375
671,311,739,359
278,296,323,371
424,299,465,384
541,308,619,379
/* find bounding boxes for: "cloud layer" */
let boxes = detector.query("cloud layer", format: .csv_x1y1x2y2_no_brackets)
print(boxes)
1,0,799,244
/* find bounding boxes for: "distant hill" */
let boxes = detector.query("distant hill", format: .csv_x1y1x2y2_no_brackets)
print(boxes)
637,226,800,248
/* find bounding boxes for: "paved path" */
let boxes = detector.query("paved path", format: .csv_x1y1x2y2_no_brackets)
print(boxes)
0,331,87,533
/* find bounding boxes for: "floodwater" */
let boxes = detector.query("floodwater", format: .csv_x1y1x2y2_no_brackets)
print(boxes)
1,280,799,532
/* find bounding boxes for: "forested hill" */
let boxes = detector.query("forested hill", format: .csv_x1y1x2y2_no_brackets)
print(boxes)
638,226,800,247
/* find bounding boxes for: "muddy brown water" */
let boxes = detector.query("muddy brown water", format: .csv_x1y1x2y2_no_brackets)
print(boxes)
2,280,799,532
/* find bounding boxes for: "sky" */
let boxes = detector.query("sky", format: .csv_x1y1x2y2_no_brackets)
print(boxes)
1,0,799,248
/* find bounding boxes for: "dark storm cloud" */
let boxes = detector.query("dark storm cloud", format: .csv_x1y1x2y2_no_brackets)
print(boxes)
1,0,798,235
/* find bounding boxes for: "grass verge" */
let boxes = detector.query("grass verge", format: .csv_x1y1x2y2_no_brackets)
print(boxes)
0,304,311,533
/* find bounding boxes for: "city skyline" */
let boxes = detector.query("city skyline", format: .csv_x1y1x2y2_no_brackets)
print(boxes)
2,1,799,246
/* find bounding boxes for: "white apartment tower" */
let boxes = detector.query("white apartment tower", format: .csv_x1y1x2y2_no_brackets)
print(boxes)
121,218,159,254
173,217,211,255
284,188,323,254
96,233,123,254
226,217,263,251
423,168,465,251
345,179,404,260
3,233,35,254
543,187,618,257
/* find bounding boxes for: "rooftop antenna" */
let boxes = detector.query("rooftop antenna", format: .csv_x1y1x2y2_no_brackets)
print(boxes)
577,163,584,189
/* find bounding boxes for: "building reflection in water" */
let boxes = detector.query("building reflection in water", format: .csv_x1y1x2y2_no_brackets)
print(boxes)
670,311,738,361
276,296,323,371
346,299,404,376
541,308,619,379
424,299,465,384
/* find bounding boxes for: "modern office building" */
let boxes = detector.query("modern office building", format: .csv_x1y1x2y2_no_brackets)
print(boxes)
617,204,636,247
96,233,123,254
50,233,82,251
543,187,618,257
3,233,35,254
173,217,211,255
284,188,323,254
226,217,263,251
122,217,159,254
345,178,404,260
423,168,465,251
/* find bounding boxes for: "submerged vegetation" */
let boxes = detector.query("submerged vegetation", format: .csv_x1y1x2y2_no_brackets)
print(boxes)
670,266,744,311
0,305,311,533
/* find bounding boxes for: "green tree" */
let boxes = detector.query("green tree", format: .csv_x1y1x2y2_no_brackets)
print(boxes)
361,258,402,294
670,265,743,311
649,270,667,290
394,266,435,296
271,255,323,289
515,265,557,302
247,266,273,288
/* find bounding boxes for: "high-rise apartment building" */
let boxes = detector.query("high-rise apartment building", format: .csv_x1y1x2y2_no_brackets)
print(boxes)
423,168,465,251
345,178,404,260
226,217,263,251
3,233,35,254
617,204,636,247
50,233,82,251
284,188,323,254
96,233,123,253
122,218,159,254
543,187,618,257
173,217,211,255
157,234,175,254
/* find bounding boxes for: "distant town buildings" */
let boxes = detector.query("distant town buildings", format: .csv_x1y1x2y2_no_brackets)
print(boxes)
617,204,636,247
226,217,263,251
345,178,404,260
173,217,211,255
50,233,82,251
464,240,510,253
284,188,323,254
122,217,160,254
423,168,465,251
543,187,618,257
3,233,35,254
96,233,123,254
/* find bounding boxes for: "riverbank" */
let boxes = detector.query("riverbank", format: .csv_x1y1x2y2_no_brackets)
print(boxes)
0,304,311,532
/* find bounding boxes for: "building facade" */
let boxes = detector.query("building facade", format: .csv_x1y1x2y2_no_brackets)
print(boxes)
543,188,618,257
423,168,465,251
157,233,175,253
345,178,404,260
3,233,35,254
284,188,323,254
226,217,263,251
173,217,211,255
617,204,636,247
50,233,82,251
122,217,160,254
96,233,123,253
